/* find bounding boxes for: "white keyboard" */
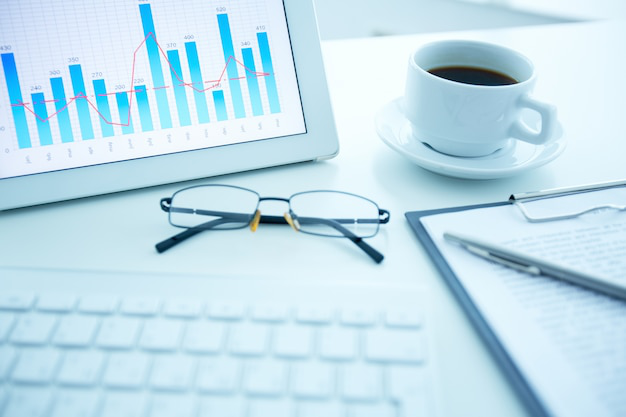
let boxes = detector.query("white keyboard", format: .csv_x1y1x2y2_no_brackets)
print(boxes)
0,266,437,417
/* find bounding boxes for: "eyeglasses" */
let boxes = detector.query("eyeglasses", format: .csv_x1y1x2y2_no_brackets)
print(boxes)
155,184,390,263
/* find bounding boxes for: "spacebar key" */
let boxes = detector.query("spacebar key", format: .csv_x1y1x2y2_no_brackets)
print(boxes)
365,329,425,364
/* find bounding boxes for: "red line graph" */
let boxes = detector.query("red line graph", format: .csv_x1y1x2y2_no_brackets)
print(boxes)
12,32,269,128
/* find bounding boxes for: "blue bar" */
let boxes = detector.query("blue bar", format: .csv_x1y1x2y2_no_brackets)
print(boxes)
184,42,210,124
31,93,53,146
212,90,228,121
69,64,95,140
92,79,115,137
139,3,172,129
166,49,191,127
1,53,31,148
217,13,245,119
134,85,153,132
257,32,281,113
242,48,263,117
115,92,134,135
50,77,74,143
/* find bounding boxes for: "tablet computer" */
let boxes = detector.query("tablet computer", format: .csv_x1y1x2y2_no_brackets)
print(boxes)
0,0,338,210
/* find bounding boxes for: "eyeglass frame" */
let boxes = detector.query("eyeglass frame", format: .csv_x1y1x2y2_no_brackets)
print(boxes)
155,184,390,263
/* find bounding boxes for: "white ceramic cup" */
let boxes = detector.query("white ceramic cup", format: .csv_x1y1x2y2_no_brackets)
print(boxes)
404,40,557,157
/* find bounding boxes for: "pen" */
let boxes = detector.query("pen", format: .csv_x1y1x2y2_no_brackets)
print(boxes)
443,231,626,301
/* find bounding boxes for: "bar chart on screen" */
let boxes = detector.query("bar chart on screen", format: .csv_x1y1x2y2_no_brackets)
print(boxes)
0,0,305,178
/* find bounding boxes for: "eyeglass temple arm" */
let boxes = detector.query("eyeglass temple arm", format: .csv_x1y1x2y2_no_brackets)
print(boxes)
155,213,383,260
294,211,389,264
255,210,388,263
155,217,236,253
158,199,252,253
260,207,388,262
350,236,384,264
336,209,389,264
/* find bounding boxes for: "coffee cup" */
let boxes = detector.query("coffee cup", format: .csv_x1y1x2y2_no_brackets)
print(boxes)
404,40,557,157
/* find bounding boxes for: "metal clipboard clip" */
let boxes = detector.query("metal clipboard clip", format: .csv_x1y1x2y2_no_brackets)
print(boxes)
508,179,626,223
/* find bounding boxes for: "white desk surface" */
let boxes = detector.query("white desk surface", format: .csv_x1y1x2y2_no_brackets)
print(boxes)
1,20,625,417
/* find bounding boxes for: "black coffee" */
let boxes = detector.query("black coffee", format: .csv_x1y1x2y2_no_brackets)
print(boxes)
428,65,518,86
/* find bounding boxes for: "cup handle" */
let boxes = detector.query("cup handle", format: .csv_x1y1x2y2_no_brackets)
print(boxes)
509,94,557,145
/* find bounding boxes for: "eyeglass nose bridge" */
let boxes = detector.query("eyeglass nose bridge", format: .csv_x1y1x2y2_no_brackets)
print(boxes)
248,196,299,233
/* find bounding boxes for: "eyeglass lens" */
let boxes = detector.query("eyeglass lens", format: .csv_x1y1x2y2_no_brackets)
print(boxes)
290,191,380,238
169,185,259,229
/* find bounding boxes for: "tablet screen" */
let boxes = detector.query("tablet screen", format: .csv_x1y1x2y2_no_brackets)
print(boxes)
0,0,306,180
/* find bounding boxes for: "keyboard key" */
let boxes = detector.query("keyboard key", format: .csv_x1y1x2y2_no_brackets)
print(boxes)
9,313,57,345
396,394,430,417
150,355,194,391
341,364,382,401
198,397,244,417
101,392,147,417
149,394,196,417
296,305,333,324
184,321,225,353
120,296,161,316
96,317,140,349
50,389,99,417
385,308,422,328
140,319,183,351
78,295,118,314
298,401,344,417
250,304,289,322
11,348,60,384
349,403,396,417
319,326,357,360
0,346,17,381
292,362,335,399
163,298,203,318
36,294,77,312
388,366,431,417
196,357,240,393
229,323,269,356
53,315,99,347
274,324,313,358
0,312,15,341
0,292,35,311
103,352,149,388
4,387,52,417
248,399,292,417
57,351,104,386
388,366,427,400
207,301,245,320
340,307,378,326
244,360,287,396
365,329,425,364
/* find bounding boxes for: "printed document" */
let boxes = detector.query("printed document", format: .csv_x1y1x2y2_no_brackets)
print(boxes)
420,187,626,417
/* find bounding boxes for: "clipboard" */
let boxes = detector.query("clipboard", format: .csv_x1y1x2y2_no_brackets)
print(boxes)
405,179,626,417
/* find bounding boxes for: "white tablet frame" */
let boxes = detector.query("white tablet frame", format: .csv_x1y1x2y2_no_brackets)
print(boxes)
0,0,338,210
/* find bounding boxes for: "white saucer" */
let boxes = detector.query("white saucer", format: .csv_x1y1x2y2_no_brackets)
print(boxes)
375,97,566,180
